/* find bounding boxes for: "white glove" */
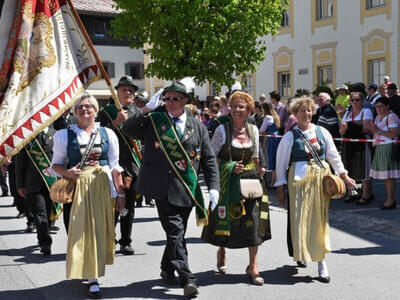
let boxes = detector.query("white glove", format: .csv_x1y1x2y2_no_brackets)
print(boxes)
145,88,164,110
208,189,219,211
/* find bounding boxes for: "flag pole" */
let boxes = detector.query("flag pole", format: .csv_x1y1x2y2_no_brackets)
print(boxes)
66,0,122,110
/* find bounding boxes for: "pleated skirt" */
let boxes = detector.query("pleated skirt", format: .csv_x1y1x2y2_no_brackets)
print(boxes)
370,144,400,179
66,166,115,279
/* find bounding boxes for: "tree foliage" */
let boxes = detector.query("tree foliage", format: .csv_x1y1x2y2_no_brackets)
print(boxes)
111,0,286,87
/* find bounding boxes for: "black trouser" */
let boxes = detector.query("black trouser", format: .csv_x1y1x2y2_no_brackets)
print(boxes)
115,181,135,247
63,202,72,233
27,187,52,247
155,197,195,287
0,171,8,194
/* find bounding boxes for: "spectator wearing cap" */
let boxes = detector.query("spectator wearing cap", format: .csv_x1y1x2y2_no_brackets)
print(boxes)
335,84,349,119
366,83,381,105
269,90,288,134
122,78,219,298
134,91,149,109
97,75,140,256
387,83,400,118
383,75,392,87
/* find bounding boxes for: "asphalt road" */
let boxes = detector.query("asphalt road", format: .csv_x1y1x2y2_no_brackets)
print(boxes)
0,181,399,300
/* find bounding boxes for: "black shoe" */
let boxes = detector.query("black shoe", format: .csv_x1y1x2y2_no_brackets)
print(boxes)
296,261,307,268
25,224,35,233
183,282,199,298
120,245,135,255
160,270,178,286
40,245,51,256
380,202,396,210
87,282,102,299
50,225,60,231
318,276,331,283
136,202,143,207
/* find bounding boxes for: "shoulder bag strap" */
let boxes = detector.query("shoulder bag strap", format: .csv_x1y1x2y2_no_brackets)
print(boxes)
78,129,99,169
294,128,325,169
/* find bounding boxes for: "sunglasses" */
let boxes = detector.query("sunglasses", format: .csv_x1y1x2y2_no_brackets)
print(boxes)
164,96,184,102
350,98,361,102
77,104,95,110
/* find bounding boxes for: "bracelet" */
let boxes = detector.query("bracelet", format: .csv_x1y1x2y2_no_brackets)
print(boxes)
117,193,126,198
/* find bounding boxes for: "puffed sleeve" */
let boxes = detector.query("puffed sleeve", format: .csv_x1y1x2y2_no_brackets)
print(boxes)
260,115,273,133
211,124,226,156
320,126,347,174
105,128,123,173
51,129,68,165
274,131,294,186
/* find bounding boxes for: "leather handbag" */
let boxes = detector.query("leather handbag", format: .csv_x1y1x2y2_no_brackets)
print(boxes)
50,129,98,204
240,179,263,199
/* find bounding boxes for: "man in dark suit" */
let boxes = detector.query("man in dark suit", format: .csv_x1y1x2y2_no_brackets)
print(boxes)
98,75,140,256
122,79,219,298
16,130,53,255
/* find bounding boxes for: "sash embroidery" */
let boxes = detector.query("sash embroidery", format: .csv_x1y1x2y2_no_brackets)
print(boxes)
149,112,208,226
25,138,62,221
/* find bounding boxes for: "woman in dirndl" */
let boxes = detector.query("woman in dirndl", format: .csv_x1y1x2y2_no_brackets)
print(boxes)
275,96,355,283
370,97,400,209
340,91,374,204
52,93,125,299
201,91,271,285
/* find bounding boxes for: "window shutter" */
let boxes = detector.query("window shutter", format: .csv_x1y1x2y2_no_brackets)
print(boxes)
125,63,130,76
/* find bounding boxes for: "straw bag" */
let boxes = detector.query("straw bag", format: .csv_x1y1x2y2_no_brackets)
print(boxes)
50,129,98,203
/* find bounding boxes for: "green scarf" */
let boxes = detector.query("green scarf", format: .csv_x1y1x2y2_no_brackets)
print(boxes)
25,139,62,221
214,160,241,236
102,104,142,167
149,112,208,226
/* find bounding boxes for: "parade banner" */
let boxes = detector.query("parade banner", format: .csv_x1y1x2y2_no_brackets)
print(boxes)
0,0,102,165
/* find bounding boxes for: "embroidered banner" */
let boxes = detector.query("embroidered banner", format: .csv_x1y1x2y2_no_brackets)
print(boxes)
0,0,101,165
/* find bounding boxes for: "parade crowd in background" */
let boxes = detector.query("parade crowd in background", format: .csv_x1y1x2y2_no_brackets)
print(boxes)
0,75,399,299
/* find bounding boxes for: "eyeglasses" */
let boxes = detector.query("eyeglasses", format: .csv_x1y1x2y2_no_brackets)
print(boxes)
77,104,95,110
164,96,184,102
350,98,361,102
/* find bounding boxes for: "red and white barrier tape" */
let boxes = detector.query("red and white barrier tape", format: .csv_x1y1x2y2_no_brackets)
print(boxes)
260,134,400,143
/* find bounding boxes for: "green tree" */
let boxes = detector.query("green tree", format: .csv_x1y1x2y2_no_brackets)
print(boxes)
111,0,286,87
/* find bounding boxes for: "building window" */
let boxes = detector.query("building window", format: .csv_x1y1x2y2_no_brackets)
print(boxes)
317,65,333,89
281,11,290,27
368,59,385,85
366,0,385,9
278,72,290,97
317,0,333,20
102,62,115,78
209,82,219,96
93,21,106,39
243,76,253,95
125,63,144,80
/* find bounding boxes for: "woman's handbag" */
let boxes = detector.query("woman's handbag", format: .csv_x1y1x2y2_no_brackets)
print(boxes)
240,179,263,199
50,129,98,203
296,128,346,199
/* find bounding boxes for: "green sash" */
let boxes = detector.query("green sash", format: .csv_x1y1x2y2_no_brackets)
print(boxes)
102,104,142,167
214,160,241,236
25,139,62,221
149,112,208,226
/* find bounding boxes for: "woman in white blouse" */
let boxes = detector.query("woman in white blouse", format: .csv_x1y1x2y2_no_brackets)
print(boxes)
370,97,400,209
52,93,125,298
201,91,270,285
275,96,355,283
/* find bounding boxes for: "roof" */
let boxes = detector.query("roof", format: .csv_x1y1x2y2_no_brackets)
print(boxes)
72,0,119,16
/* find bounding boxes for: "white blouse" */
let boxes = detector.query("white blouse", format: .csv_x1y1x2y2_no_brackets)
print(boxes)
342,108,373,122
51,123,122,197
260,115,274,133
274,124,346,186
211,123,259,158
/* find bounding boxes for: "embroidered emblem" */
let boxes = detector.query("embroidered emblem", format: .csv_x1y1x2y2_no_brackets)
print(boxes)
218,206,226,219
175,159,187,171
42,167,51,177
189,151,196,158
